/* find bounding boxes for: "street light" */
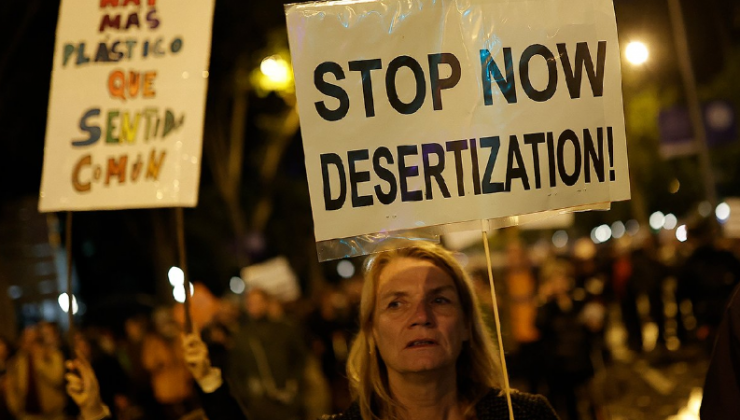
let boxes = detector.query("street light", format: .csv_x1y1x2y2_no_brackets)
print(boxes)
255,54,294,93
625,41,649,65
58,293,79,314
168,266,184,286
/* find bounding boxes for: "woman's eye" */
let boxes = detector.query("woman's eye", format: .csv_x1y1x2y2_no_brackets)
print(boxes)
387,301,401,309
433,297,451,304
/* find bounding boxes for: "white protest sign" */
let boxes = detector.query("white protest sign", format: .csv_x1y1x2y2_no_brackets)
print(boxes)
39,0,215,212
286,0,630,243
241,257,301,302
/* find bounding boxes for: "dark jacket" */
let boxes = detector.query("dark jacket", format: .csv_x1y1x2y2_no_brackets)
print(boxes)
701,282,740,419
197,380,558,420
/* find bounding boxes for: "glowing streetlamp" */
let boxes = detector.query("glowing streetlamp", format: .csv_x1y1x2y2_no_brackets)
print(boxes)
254,54,294,93
58,293,79,314
625,41,649,65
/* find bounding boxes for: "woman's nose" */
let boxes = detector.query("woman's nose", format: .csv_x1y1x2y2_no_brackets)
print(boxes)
409,301,434,327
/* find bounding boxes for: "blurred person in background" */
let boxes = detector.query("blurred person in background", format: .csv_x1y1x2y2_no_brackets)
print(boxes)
200,297,242,372
502,242,543,394
225,287,309,420
117,316,155,419
0,336,16,419
627,234,669,354
677,220,740,350
141,307,196,420
537,259,597,420
73,332,129,419
5,325,66,420
609,237,637,351
200,322,232,379
213,298,241,336
700,281,740,419
36,324,65,360
305,286,354,412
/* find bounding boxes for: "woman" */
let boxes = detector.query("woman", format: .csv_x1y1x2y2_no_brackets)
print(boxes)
66,242,558,420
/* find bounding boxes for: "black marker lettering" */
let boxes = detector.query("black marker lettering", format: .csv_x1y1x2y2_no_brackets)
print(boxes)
428,53,461,111
314,62,350,121
398,145,423,201
547,131,556,187
557,41,607,99
422,143,450,199
480,48,517,105
505,135,530,191
386,56,426,115
320,153,347,210
348,149,373,207
349,59,383,117
520,44,557,102
583,127,604,183
557,129,582,186
480,136,505,194
469,139,482,195
524,133,545,189
373,147,398,205
445,140,468,196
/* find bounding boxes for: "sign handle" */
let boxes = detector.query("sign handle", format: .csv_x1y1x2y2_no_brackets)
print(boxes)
481,222,515,420
175,207,193,333
65,211,75,350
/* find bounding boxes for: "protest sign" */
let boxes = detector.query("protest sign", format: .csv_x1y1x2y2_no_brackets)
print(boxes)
286,0,629,246
241,257,301,302
39,0,215,212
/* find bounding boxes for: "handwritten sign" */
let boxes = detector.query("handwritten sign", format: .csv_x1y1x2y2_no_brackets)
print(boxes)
39,0,215,212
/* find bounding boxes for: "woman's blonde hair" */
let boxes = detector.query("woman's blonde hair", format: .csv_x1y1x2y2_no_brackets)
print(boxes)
346,242,502,420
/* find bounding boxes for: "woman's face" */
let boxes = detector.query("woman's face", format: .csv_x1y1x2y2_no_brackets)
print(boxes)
373,257,469,377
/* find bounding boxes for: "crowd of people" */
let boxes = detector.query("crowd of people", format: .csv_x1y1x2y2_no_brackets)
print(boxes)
0,222,739,420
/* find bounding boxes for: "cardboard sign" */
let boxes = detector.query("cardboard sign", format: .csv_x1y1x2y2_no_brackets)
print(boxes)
39,0,215,212
241,257,301,302
286,0,630,243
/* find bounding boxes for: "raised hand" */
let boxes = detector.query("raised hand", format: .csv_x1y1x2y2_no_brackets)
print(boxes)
65,353,109,420
182,332,213,382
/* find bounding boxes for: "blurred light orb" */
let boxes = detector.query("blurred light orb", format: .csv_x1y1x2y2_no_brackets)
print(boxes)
173,283,194,303
260,55,291,84
716,202,731,222
552,230,569,248
663,213,678,230
168,266,184,286
595,224,612,243
649,211,665,230
626,219,640,236
58,293,79,314
698,201,712,217
611,221,626,239
676,225,688,242
337,260,356,279
230,276,246,294
454,252,470,268
626,41,649,65
590,227,600,244
669,179,680,194
8,285,22,300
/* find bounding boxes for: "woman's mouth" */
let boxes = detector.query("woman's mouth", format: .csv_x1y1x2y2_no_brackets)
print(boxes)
406,339,438,348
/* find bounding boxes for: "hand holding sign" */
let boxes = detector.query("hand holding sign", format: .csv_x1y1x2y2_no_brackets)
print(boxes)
65,354,108,420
